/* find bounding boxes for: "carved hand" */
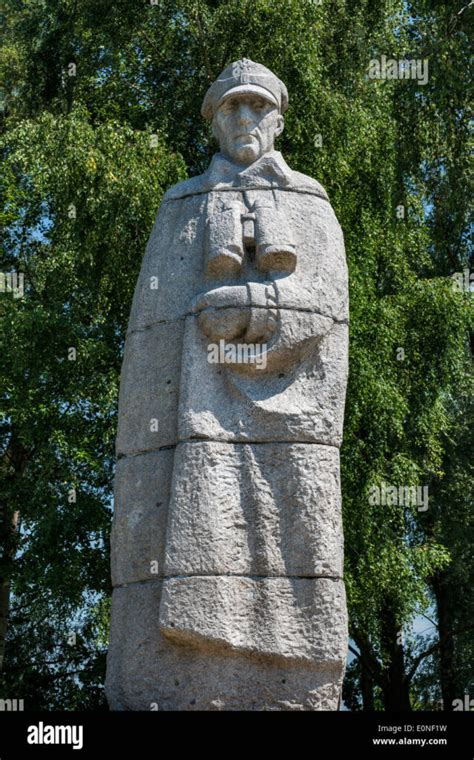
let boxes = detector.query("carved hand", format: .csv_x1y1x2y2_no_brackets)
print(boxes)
191,286,250,342
191,285,249,313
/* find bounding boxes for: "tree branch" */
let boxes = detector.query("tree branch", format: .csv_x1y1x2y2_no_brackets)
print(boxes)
405,624,474,683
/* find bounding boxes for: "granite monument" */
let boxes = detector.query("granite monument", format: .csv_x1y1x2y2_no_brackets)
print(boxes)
105,59,349,711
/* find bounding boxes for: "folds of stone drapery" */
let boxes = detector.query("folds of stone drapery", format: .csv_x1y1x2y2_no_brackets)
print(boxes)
106,182,348,710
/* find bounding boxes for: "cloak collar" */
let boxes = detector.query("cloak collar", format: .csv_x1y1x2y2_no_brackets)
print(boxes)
206,150,293,189
163,150,329,201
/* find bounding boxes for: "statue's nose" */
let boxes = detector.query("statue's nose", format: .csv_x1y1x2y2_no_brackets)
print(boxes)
236,104,254,125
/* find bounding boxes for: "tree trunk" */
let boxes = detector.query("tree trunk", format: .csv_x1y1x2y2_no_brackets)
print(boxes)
351,630,384,710
432,572,457,710
380,601,412,711
0,505,19,672
0,436,28,672
361,658,376,710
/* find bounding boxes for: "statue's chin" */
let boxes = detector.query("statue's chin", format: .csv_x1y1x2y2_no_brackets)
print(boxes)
229,145,261,166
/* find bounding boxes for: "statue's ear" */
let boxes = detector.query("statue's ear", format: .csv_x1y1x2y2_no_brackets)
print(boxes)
211,118,219,142
275,114,284,138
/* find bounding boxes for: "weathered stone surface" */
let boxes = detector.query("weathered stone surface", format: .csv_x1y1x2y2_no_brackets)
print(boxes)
160,576,347,663
105,580,347,711
178,319,348,446
243,188,348,321
111,450,174,586
126,196,208,331
126,187,347,333
115,320,183,455
107,58,349,712
164,441,343,577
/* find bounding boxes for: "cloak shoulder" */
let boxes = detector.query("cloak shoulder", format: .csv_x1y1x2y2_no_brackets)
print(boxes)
162,174,207,202
289,169,329,200
162,163,330,202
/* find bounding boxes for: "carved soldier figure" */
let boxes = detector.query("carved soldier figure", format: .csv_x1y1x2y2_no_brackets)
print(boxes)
105,59,349,711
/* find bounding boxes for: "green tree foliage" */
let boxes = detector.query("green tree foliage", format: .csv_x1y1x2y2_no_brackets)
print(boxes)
0,0,472,709
0,107,185,706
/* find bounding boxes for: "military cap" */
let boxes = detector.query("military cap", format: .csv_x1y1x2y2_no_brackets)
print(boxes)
201,58,289,120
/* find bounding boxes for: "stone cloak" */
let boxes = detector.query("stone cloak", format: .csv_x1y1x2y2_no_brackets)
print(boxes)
106,151,349,710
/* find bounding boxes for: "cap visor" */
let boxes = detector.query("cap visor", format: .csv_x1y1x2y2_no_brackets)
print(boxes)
217,84,279,109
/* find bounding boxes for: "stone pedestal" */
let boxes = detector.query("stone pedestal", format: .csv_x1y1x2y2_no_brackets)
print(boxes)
107,579,347,711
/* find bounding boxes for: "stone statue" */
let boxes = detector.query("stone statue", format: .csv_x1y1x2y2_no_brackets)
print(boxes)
105,59,349,711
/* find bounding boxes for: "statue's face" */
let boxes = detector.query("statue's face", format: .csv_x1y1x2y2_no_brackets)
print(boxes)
212,93,284,165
